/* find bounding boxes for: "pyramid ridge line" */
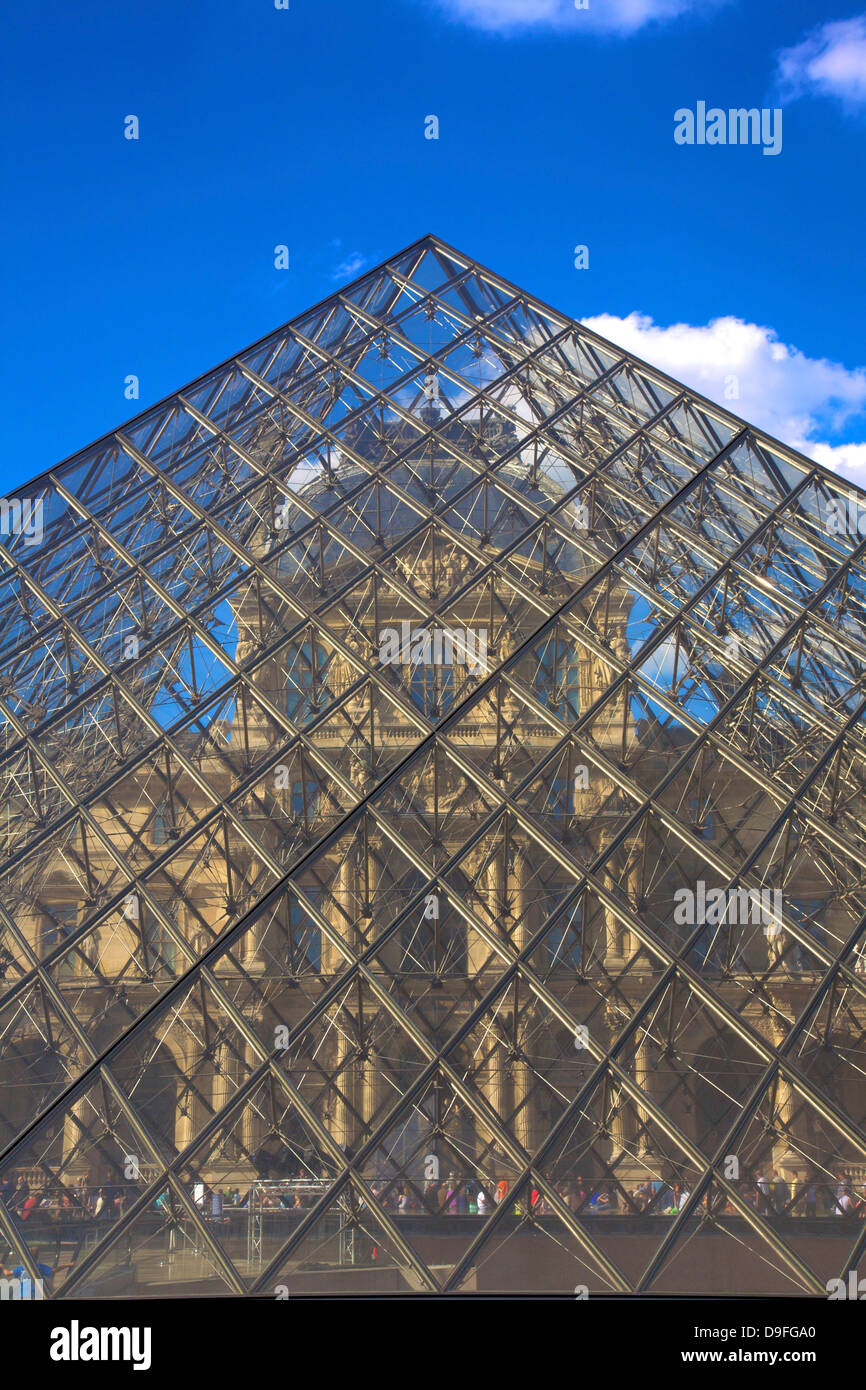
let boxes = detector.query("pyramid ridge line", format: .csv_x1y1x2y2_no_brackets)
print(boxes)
7,234,865,515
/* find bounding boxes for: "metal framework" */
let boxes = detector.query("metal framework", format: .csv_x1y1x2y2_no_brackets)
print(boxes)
2,235,866,1297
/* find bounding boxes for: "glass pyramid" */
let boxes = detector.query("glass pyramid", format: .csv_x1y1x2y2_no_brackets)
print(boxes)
2,233,865,1299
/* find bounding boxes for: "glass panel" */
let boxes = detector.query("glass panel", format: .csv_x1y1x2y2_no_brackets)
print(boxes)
3,236,863,1300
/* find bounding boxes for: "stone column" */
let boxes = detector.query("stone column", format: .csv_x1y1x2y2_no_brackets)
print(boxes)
321,850,354,976
770,1018,805,1180
175,1072,196,1152
61,1084,92,1171
467,845,501,975
622,843,642,963
605,1006,627,1166
240,1038,262,1164
210,1039,233,1165
634,1030,654,1158
511,847,537,1156
599,830,624,965
358,842,386,1140
322,851,357,1151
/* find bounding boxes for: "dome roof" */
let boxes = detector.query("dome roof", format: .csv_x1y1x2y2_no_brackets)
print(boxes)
291,443,583,552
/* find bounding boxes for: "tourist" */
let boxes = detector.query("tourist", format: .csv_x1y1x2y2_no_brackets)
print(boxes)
9,1176,29,1211
443,1175,459,1214
835,1185,856,1216
1,1253,53,1298
572,1177,588,1213
19,1190,39,1222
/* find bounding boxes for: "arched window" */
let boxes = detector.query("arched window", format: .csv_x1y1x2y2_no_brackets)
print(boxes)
287,893,321,974
409,660,454,718
788,899,828,971
542,897,583,971
534,636,580,721
286,641,330,722
153,799,170,845
143,916,177,976
42,903,78,979
290,779,321,824
688,797,715,840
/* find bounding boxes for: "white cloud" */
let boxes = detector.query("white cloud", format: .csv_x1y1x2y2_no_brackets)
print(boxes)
581,310,866,485
776,16,866,108
432,0,722,37
331,252,368,282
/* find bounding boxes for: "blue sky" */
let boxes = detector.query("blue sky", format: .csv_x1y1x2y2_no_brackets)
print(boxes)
3,0,866,487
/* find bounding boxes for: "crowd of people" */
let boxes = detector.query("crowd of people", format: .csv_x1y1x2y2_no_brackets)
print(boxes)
3,1168,866,1227
0,1173,135,1224
191,1169,866,1220
364,1169,866,1219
